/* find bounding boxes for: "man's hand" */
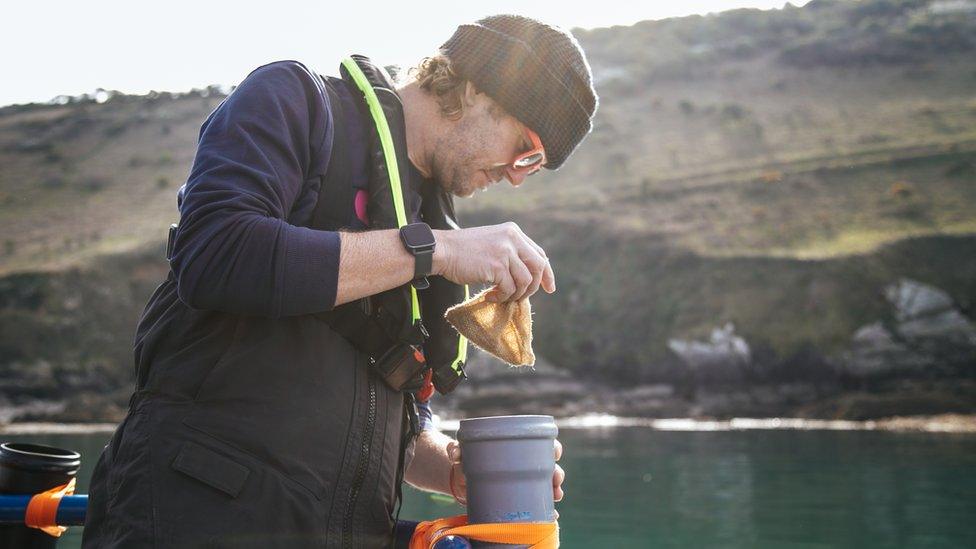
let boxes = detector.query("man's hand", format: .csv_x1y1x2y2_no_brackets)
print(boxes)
445,438,565,517
433,222,556,303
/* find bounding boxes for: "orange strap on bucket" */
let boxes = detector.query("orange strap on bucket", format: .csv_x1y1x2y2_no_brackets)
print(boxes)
24,477,75,537
410,514,559,549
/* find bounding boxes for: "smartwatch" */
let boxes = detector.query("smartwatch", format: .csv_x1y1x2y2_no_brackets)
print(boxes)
399,222,436,290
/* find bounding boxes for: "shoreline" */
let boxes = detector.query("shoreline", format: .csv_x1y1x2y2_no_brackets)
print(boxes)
4,414,974,436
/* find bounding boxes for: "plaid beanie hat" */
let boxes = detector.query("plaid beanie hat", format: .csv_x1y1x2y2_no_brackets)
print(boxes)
440,14,599,170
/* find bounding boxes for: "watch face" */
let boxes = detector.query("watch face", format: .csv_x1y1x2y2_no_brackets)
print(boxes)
401,223,435,249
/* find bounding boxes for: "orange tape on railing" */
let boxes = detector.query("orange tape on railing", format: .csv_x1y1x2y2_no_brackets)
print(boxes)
24,477,75,537
410,514,559,549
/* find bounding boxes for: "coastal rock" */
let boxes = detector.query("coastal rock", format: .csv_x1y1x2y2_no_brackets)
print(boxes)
438,350,588,418
886,278,954,322
0,399,67,425
601,384,690,417
691,385,820,419
619,384,675,400
668,323,752,383
885,279,976,343
843,322,925,377
840,280,976,378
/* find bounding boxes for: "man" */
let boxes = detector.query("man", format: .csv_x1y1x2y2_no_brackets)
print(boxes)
83,14,597,548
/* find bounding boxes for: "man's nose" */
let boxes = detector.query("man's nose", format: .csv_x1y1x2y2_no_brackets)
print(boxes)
505,167,528,187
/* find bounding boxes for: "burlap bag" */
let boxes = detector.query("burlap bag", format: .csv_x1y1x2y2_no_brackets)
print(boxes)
444,288,535,366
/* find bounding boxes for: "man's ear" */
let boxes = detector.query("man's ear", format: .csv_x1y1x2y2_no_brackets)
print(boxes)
462,81,480,108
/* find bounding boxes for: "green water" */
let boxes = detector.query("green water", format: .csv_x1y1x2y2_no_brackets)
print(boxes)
5,427,975,548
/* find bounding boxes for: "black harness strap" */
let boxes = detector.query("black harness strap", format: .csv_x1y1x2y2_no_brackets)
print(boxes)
311,76,421,363
309,57,465,397
311,77,357,231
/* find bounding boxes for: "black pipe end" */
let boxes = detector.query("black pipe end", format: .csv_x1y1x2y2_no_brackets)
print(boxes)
0,442,81,476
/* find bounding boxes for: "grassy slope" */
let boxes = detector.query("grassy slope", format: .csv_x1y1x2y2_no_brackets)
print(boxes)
465,26,976,257
2,2,974,272
0,93,223,274
459,0,976,383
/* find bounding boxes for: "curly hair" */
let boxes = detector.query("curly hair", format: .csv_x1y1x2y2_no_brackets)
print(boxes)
408,53,467,121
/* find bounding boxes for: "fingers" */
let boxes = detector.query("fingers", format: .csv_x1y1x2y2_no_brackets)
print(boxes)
449,438,564,510
541,259,556,294
512,228,555,299
500,226,555,302
447,441,467,504
487,256,530,303
447,440,461,464
524,240,554,294
553,439,564,502
450,462,467,504
471,222,555,302
553,463,565,502
489,260,517,303
553,439,564,504
509,254,533,302
516,249,546,301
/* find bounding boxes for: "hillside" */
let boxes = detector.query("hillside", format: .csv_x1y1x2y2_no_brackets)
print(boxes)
1,0,975,423
0,90,224,274
479,0,976,257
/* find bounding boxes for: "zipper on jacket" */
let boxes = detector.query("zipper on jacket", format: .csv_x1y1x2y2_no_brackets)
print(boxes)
342,372,377,546
392,392,420,527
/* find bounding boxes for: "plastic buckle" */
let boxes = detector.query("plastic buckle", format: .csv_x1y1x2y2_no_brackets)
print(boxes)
431,361,465,395
166,223,177,261
405,320,429,346
415,368,435,403
411,276,430,290
404,392,420,436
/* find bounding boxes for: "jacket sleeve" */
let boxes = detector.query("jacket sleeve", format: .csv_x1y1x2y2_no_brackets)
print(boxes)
417,400,434,432
170,60,340,318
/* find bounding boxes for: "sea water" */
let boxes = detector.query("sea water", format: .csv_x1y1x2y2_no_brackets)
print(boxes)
5,420,975,548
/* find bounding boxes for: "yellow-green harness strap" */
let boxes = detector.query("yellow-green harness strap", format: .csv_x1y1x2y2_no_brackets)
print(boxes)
341,57,422,325
341,58,469,375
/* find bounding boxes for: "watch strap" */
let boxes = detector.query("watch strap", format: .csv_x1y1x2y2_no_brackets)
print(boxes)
414,248,433,280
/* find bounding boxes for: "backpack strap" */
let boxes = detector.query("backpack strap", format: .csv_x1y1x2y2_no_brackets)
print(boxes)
310,75,423,377
310,77,357,231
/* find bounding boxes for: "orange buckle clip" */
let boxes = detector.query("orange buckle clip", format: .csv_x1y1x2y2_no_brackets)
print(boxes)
417,368,435,403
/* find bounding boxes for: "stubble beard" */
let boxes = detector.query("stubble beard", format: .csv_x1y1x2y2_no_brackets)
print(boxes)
431,140,479,198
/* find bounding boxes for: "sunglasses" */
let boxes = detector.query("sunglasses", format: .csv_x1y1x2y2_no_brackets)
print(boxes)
510,127,547,175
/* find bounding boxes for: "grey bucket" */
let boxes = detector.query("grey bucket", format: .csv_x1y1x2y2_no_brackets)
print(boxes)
457,415,558,549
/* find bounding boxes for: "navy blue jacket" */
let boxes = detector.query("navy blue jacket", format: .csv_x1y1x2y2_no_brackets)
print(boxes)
171,60,433,426
83,61,432,549
172,61,339,317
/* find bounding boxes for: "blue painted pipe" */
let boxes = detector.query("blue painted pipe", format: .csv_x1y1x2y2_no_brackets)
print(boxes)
0,494,88,526
55,494,88,525
0,494,34,524
434,535,474,549
0,495,465,548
